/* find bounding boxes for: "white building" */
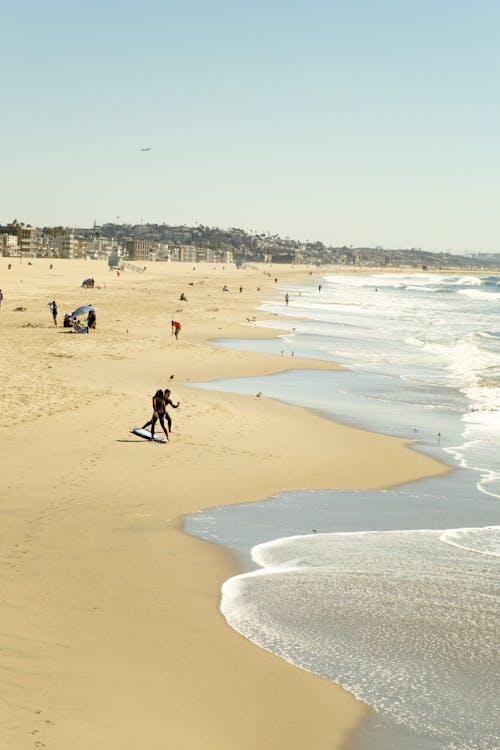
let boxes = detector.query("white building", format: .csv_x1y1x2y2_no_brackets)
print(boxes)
0,233,19,255
54,231,79,258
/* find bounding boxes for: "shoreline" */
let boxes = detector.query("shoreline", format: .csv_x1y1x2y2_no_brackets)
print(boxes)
0,259,450,749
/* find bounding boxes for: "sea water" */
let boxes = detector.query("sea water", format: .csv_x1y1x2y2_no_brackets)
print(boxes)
185,272,500,750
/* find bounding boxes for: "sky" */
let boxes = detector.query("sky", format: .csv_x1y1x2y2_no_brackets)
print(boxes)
1,0,499,253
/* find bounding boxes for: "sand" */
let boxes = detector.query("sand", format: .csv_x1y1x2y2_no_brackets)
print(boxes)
0,258,450,750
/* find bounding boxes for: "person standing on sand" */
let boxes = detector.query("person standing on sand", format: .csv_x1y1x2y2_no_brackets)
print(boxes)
50,300,58,325
162,388,180,433
171,320,181,339
142,389,169,441
285,293,289,306
0,289,3,308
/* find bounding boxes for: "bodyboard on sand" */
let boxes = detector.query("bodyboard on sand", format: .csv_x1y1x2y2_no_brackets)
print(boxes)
131,428,166,443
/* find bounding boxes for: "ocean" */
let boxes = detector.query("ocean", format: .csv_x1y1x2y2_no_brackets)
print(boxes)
185,272,500,750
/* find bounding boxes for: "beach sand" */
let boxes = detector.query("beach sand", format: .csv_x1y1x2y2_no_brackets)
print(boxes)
0,258,449,749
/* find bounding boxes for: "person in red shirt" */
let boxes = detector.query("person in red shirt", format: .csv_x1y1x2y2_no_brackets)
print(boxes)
171,320,181,339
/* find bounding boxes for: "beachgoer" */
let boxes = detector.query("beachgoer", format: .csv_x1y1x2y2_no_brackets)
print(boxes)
162,388,180,433
239,286,243,293
51,300,58,325
142,389,169,441
222,285,229,292
171,320,181,339
63,313,72,328
71,317,89,333
179,292,187,301
87,309,96,329
0,289,3,308
285,293,289,306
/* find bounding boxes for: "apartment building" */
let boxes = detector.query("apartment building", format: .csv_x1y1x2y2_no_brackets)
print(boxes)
0,232,19,255
1,224,38,257
54,231,79,258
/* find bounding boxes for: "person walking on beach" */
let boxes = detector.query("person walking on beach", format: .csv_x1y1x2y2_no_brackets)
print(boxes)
142,389,169,441
285,293,289,306
162,388,180,433
50,300,58,325
171,320,181,339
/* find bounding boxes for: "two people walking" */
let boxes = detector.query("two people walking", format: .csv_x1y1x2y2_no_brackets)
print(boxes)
142,388,180,441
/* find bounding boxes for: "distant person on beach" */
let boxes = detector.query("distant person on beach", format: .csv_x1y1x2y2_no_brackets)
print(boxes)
142,389,169,441
50,300,58,325
162,388,180,433
0,289,3,308
87,309,96,329
63,313,72,328
171,320,181,339
179,292,187,301
71,317,89,333
285,293,289,306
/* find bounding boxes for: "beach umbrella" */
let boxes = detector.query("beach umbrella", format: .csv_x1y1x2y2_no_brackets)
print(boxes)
71,304,95,317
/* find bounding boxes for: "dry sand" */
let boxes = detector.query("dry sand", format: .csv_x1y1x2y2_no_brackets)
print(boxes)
0,258,449,749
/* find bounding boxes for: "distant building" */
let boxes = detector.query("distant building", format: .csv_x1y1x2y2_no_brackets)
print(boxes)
2,224,39,257
84,236,121,259
124,239,166,261
178,245,197,263
271,253,295,264
54,231,79,259
0,232,19,255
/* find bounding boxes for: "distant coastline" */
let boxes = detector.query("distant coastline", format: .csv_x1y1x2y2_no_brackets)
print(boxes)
2,219,500,270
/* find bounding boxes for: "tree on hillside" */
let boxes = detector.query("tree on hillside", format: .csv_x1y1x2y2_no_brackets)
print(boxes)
42,226,67,237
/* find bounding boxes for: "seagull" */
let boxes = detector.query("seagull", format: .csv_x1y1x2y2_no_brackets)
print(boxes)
140,147,152,151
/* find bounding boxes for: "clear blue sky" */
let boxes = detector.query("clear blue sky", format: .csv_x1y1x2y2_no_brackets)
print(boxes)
2,0,499,252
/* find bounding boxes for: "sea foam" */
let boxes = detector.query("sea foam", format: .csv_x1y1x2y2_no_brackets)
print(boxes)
221,528,500,750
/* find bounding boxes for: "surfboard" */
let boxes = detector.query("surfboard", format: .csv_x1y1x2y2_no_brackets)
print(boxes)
131,428,167,443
